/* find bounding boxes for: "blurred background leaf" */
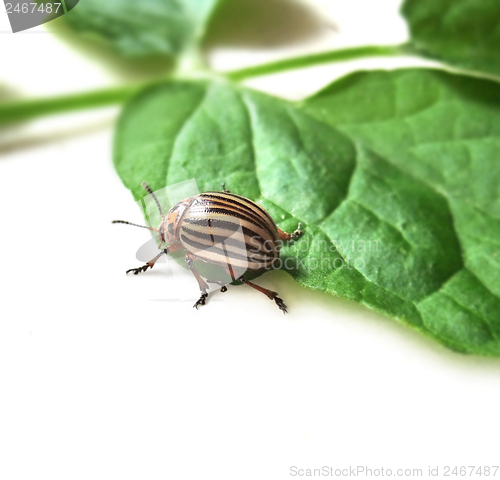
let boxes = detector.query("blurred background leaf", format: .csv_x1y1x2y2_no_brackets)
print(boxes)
204,0,328,49
402,0,500,76
63,0,226,58
45,18,176,81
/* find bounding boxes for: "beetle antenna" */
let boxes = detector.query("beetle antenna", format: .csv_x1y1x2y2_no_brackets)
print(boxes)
112,220,157,232
141,182,164,218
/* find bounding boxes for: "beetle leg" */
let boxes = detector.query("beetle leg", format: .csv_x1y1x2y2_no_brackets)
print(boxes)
238,277,288,314
207,279,228,293
164,241,184,254
126,251,165,275
125,241,183,275
185,254,210,309
278,222,303,241
193,292,208,309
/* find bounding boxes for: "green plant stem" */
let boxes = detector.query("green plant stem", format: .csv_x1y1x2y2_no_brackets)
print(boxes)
0,82,148,127
225,44,412,81
0,44,411,126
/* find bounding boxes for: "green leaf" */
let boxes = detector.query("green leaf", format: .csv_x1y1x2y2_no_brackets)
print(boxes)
114,71,500,356
301,68,500,355
402,0,500,76
64,0,224,57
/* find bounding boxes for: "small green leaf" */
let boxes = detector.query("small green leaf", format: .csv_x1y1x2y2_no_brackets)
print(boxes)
114,71,500,356
402,0,500,76
64,0,224,57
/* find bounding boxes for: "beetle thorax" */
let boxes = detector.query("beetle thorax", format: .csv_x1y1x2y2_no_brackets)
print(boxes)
160,197,194,244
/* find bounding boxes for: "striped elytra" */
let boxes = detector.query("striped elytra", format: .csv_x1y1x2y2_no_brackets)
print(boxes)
164,192,281,275
113,183,303,312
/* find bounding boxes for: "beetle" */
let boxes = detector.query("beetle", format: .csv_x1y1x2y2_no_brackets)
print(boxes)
113,182,303,312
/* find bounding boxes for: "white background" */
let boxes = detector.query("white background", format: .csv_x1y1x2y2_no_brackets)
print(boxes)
1,1,499,479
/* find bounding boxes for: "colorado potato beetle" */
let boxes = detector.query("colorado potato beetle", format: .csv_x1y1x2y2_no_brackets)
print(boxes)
113,182,303,312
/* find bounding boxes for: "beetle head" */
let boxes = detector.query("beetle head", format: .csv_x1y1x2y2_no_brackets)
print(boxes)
159,197,193,245
112,183,195,250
